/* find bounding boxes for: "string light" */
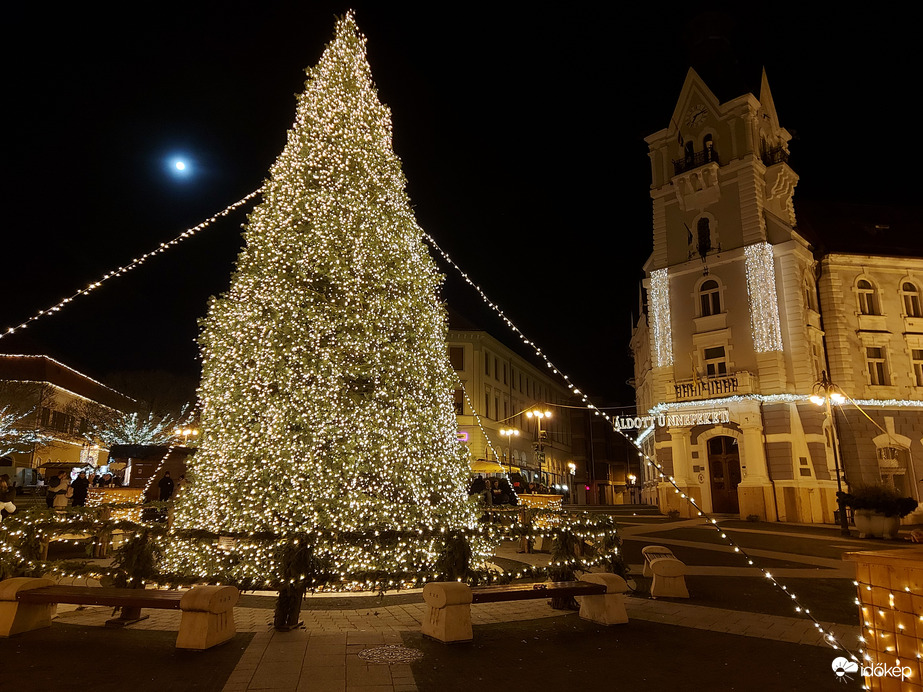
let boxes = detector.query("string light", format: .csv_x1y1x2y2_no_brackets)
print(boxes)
0,191,261,342
649,269,673,367
744,242,783,352
160,12,492,585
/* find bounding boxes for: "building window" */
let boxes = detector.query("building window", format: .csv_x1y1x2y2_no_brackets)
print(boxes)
857,279,880,315
453,389,465,415
804,277,817,311
811,343,823,381
901,281,922,317
866,346,889,385
697,218,712,257
502,363,507,385
703,134,715,162
703,346,728,378
877,447,908,494
699,279,721,316
912,349,923,387
494,357,499,380
485,352,490,376
449,346,464,371
484,391,490,419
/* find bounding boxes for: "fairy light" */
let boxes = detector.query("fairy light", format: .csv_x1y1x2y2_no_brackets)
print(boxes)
160,12,492,585
0,191,260,342
649,268,673,367
744,242,783,352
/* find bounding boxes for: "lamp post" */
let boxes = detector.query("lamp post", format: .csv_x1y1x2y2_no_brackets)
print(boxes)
499,428,519,475
526,408,551,485
810,370,850,536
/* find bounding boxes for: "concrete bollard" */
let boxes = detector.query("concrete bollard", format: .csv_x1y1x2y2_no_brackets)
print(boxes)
176,585,240,650
421,582,473,643
576,573,630,625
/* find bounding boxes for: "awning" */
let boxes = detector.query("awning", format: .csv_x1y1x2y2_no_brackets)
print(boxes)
469,459,504,473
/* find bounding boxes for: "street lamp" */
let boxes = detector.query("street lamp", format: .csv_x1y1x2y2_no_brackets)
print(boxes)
810,370,850,536
174,427,199,446
526,409,552,484
499,428,519,475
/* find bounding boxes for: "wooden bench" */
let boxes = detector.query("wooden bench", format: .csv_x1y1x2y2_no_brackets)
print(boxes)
641,545,689,599
0,577,239,650
421,573,629,643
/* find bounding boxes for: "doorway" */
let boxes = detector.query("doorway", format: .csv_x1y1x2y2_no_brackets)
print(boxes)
707,436,741,514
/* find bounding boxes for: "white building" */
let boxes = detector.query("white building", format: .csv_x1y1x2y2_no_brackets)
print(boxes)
630,68,923,523
447,310,578,495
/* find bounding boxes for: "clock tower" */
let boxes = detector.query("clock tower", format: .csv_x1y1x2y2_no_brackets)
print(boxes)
631,68,837,523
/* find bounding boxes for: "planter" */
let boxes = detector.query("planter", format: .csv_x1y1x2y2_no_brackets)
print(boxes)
853,509,901,539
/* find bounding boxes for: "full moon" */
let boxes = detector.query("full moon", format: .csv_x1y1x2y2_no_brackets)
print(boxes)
175,161,186,171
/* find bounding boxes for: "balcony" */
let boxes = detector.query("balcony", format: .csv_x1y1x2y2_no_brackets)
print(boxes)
761,145,790,167
672,371,756,402
673,148,720,176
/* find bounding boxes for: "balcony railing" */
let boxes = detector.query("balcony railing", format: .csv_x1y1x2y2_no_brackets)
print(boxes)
761,145,790,166
672,149,720,175
672,371,755,402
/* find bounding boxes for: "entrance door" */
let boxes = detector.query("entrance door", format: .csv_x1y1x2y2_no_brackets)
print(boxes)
708,436,741,514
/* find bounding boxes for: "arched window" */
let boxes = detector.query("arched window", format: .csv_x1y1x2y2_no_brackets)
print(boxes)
684,141,695,161
699,279,721,316
857,279,880,315
703,133,715,162
901,281,922,317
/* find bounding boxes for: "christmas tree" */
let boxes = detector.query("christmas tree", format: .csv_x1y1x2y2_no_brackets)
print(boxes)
164,13,484,597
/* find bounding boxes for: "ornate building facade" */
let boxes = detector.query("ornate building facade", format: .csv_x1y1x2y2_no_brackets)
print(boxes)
630,68,923,523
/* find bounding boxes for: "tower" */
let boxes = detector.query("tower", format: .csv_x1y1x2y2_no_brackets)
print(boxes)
632,68,838,522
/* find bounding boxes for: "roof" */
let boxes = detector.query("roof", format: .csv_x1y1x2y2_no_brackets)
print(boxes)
0,355,135,411
796,201,923,259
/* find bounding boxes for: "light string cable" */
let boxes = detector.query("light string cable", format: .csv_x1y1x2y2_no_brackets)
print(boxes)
423,231,860,660
0,189,262,341
456,378,520,502
140,406,201,497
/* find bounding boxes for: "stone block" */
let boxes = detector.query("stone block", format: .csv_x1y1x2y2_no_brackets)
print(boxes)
421,582,472,643
576,573,629,625
0,577,56,637
176,585,239,650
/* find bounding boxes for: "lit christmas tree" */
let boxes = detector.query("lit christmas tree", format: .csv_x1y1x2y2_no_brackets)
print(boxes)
164,13,484,605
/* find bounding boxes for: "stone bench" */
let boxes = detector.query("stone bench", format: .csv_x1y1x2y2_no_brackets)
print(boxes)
642,545,689,598
421,573,629,643
0,578,239,650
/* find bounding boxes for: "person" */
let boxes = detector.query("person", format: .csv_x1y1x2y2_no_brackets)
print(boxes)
0,474,16,518
176,474,188,496
70,471,90,507
158,471,175,501
48,471,69,509
469,475,486,495
492,479,509,505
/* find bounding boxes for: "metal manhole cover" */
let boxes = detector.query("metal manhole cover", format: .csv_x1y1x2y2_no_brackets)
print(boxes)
357,645,424,664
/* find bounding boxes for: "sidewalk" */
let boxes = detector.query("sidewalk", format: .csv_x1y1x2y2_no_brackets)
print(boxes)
5,513,916,691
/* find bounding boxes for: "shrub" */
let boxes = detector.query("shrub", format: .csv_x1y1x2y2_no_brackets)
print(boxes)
838,485,918,518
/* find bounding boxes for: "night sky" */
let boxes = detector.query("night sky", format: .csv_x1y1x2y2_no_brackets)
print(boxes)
4,4,921,407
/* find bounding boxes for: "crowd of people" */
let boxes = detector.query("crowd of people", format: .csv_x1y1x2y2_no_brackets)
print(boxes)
467,475,555,506
0,468,187,520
